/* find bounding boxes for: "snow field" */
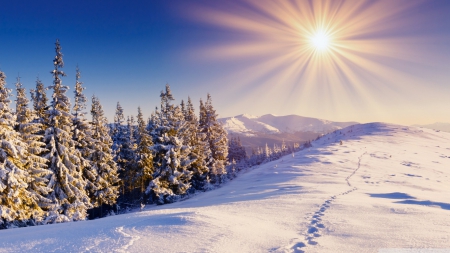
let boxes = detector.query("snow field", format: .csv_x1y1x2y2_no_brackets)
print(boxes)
1,123,449,252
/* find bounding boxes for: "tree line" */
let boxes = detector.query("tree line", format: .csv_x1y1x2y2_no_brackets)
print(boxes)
0,40,309,229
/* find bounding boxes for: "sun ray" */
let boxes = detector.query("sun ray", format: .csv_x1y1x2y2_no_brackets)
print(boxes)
187,0,436,122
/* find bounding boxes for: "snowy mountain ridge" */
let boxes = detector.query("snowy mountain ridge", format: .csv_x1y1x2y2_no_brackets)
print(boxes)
219,113,358,136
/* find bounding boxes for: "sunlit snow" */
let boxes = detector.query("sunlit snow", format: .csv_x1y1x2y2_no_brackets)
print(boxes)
1,123,449,252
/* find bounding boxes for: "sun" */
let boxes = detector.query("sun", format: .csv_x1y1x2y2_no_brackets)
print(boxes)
309,29,331,52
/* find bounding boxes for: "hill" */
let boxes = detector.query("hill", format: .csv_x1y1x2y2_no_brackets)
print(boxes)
1,123,449,252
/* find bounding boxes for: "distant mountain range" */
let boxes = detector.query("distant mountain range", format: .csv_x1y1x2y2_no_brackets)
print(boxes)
413,122,450,133
218,114,358,151
219,114,357,136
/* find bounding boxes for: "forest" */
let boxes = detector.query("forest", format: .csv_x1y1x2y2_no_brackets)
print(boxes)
0,40,306,229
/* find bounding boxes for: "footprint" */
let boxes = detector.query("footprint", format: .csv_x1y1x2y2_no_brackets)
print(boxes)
311,219,319,224
292,242,306,248
308,240,318,245
290,242,306,253
308,227,319,233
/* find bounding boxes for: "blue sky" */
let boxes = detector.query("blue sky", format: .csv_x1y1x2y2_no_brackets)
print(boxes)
1,0,450,125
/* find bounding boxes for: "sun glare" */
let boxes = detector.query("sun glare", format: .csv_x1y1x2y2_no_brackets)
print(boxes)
194,0,426,119
310,29,331,52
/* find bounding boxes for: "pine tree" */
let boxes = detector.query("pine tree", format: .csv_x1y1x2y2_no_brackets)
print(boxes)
147,84,192,203
135,107,154,199
43,39,92,223
111,102,129,195
89,96,120,207
273,143,281,159
281,139,288,155
227,136,246,164
264,143,272,161
30,78,48,125
111,102,125,154
15,76,53,224
0,72,38,228
183,97,209,190
121,116,137,194
72,66,92,150
71,66,97,201
199,94,228,185
146,107,160,136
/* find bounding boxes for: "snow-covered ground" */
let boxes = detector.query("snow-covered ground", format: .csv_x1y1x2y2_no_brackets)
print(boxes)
1,123,449,253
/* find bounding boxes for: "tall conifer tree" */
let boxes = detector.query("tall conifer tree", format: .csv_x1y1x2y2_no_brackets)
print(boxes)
147,84,192,203
88,96,120,207
30,78,48,126
199,94,228,185
184,97,209,190
121,116,137,194
15,76,53,223
0,73,38,227
135,107,154,198
71,66,97,197
43,39,92,222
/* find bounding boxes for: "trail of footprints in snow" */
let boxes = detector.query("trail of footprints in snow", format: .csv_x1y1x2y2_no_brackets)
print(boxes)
289,152,367,253
115,226,141,253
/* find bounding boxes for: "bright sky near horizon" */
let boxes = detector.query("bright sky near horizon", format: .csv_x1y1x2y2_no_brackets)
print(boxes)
1,0,449,125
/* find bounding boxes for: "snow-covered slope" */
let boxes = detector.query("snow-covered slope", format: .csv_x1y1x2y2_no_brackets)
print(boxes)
1,123,450,252
219,114,357,136
414,122,450,133
220,114,281,135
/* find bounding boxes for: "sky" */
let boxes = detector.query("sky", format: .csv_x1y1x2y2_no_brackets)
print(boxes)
1,0,449,125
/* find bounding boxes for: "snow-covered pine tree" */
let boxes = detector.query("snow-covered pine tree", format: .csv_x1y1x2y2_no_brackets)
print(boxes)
0,72,39,228
111,102,128,194
135,107,154,199
273,143,281,159
89,96,120,208
199,93,228,185
15,76,53,224
183,97,209,191
147,84,192,204
146,107,160,136
71,66,97,201
249,146,264,165
249,147,257,165
264,143,272,161
30,78,48,126
281,139,288,155
43,39,92,223
120,116,137,194
72,66,93,151
111,102,125,155
227,136,246,164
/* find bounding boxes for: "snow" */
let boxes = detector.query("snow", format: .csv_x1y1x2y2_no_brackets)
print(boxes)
219,114,357,135
414,122,450,133
1,123,450,252
220,115,280,136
